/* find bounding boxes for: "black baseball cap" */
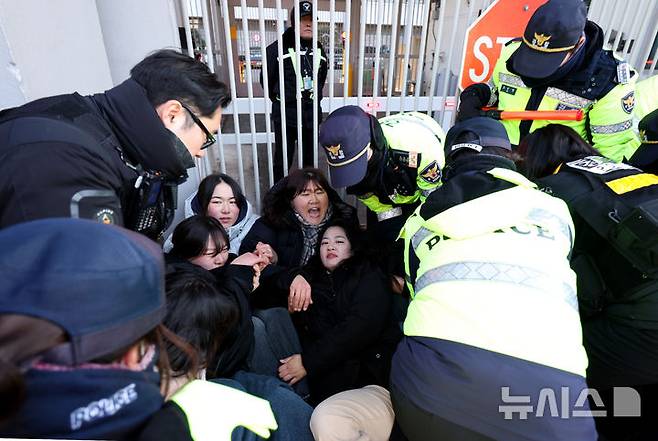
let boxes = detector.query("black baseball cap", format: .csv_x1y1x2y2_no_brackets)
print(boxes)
510,0,587,79
0,218,166,366
444,117,511,161
291,1,313,22
319,106,373,187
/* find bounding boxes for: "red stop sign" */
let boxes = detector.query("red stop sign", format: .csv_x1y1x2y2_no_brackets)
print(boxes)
459,0,547,90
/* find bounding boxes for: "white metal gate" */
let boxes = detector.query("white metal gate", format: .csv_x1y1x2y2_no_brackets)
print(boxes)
174,0,658,211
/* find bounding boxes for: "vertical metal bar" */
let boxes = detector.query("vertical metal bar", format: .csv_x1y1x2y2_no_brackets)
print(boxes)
610,3,632,57
312,0,319,167
200,0,215,71
385,0,401,116
628,1,653,69
357,0,368,106
372,0,385,101
208,0,227,174
275,0,289,177
586,0,603,23
648,31,658,78
439,0,462,124
343,0,352,105
257,0,274,188
181,0,195,57
217,126,227,174
412,0,432,111
239,0,261,210
399,0,416,112
329,0,336,110
634,3,658,75
599,0,618,48
294,1,304,167
427,0,446,117
621,0,648,65
220,0,245,189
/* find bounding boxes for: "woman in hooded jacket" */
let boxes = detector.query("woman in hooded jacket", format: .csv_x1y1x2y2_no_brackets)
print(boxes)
164,173,263,256
240,168,359,312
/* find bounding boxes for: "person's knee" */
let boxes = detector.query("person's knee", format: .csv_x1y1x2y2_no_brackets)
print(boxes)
310,386,395,441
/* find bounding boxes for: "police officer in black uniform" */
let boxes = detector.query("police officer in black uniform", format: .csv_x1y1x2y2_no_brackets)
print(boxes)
0,50,230,239
521,124,658,440
262,0,328,182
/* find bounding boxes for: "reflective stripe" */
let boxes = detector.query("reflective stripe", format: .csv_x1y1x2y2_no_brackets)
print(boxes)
545,87,593,109
421,188,435,198
377,206,403,221
499,72,592,109
590,119,633,134
411,226,433,251
415,261,578,311
606,173,658,194
499,72,526,88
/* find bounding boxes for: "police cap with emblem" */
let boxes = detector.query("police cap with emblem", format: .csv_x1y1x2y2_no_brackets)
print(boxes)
510,0,587,79
319,105,373,187
444,117,511,161
0,218,166,366
291,0,313,22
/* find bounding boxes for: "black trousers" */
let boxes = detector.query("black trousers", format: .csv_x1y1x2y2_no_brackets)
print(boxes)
273,120,316,182
390,383,496,441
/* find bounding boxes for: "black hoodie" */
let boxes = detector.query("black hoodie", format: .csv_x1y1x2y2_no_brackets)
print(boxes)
0,79,190,230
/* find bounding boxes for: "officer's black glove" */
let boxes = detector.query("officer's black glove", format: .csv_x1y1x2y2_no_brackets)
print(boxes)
456,83,492,122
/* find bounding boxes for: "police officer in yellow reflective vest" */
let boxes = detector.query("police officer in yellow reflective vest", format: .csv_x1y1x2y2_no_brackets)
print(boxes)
458,0,640,162
629,75,658,173
319,106,445,239
390,117,596,441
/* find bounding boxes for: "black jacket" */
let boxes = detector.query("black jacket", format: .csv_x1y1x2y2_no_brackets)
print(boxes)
262,27,328,128
164,256,256,378
0,79,190,237
240,206,359,308
537,160,658,326
294,258,401,404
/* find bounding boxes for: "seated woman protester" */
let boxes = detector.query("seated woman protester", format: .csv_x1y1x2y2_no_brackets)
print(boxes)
520,124,658,441
241,167,359,312
392,118,597,441
277,220,401,406
168,215,303,382
0,218,276,440
195,173,261,255
163,270,314,441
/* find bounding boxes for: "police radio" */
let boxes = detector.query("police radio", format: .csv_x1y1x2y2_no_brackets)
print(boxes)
126,170,177,240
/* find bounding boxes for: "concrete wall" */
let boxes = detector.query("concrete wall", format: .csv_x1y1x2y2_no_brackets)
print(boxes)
0,0,182,109
96,0,181,84
0,0,113,108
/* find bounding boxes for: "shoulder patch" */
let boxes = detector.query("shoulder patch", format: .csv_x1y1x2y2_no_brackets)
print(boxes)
566,156,637,175
621,91,635,114
96,208,117,225
419,161,441,184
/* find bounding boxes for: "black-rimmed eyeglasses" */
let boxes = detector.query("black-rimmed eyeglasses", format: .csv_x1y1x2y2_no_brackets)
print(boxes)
180,102,216,150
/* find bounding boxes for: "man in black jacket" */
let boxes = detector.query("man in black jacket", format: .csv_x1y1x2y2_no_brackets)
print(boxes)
0,50,230,239
262,1,328,181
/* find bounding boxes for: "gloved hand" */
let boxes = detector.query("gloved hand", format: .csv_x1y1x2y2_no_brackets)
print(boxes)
456,83,492,122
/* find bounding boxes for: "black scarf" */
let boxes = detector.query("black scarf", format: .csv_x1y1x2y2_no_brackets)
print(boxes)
2,358,163,439
89,79,191,181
